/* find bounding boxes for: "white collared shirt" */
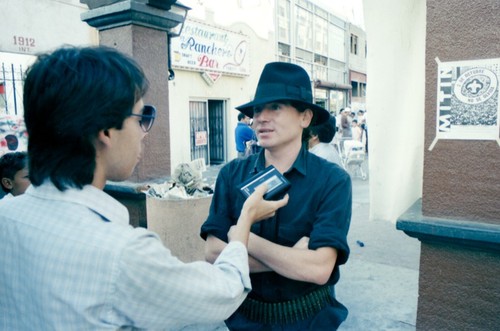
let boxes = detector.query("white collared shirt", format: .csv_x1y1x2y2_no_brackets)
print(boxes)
0,182,250,330
310,142,345,168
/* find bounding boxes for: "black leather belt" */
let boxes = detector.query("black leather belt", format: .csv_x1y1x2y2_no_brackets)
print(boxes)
238,286,333,324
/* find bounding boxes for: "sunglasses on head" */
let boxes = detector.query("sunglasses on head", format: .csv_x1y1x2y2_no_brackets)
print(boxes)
129,105,156,132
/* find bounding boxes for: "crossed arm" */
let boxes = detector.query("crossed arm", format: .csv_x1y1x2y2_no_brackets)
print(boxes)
205,233,337,285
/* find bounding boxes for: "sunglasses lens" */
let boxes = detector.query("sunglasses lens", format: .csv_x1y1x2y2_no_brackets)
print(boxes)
141,105,156,132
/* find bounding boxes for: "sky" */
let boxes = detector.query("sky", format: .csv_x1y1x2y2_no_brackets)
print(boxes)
181,0,365,38
311,0,364,28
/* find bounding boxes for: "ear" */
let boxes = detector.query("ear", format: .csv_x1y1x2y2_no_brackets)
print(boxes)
1,177,13,190
96,129,113,148
301,109,314,128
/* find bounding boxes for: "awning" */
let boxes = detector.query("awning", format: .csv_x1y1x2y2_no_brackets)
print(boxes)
349,70,367,83
314,79,352,90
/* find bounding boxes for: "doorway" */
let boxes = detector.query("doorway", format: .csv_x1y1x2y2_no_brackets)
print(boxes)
189,99,226,165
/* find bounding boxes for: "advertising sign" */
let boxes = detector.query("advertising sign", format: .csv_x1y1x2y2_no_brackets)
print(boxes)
171,19,250,77
430,57,500,150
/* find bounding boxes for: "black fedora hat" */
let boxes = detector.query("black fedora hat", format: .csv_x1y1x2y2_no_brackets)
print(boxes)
236,62,329,125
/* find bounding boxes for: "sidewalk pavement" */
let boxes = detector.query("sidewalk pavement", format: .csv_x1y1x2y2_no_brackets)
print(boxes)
203,164,420,330
336,177,420,331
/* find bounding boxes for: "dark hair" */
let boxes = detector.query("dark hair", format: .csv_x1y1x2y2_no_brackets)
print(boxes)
0,151,28,193
23,46,149,191
238,112,246,121
308,115,336,143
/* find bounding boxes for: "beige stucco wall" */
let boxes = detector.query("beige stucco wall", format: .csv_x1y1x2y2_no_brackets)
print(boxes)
0,0,98,56
363,0,426,223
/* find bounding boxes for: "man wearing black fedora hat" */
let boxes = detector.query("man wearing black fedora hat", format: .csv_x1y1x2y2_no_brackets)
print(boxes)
201,62,352,330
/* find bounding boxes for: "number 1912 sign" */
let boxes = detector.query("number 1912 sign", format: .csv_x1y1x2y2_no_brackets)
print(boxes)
10,35,37,53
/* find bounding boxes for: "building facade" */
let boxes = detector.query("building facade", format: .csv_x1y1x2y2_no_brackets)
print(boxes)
348,23,367,112
169,0,367,165
168,12,275,167
276,0,359,114
1,0,366,168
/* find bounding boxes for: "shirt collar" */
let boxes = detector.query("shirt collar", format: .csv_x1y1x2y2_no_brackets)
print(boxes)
26,181,129,225
251,142,308,176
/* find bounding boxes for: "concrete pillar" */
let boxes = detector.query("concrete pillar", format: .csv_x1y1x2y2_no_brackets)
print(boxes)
363,0,426,224
80,0,188,227
397,0,500,330
80,0,189,181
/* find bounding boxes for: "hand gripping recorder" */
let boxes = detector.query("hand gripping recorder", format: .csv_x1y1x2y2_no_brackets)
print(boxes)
238,165,291,200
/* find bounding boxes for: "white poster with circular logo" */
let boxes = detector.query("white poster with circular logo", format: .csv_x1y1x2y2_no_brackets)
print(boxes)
431,57,500,149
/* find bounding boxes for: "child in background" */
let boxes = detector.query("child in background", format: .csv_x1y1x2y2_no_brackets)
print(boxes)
0,151,30,199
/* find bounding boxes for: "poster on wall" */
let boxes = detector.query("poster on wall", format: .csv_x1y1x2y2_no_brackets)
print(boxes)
0,114,28,156
170,19,250,77
195,131,208,146
430,57,500,150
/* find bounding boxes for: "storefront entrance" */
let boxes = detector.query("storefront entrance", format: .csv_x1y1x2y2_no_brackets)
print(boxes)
189,99,226,165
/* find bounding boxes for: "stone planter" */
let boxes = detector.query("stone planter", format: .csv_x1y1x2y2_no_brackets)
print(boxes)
146,196,213,263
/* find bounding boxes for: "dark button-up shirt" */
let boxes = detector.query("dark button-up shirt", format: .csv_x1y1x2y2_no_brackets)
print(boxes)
201,145,352,302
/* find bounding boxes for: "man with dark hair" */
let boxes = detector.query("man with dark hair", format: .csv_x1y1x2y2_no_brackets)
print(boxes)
341,107,352,138
201,62,352,330
0,151,30,198
0,46,288,330
235,112,255,158
308,115,344,168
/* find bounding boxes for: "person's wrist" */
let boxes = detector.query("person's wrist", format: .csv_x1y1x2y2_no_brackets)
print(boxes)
238,211,254,228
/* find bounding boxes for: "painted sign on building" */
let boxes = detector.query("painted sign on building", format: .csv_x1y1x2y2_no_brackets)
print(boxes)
171,19,250,77
430,57,500,149
0,0,96,55
0,115,28,156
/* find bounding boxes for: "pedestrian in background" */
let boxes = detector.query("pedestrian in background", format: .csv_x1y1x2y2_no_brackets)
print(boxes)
0,151,30,199
351,119,364,144
235,112,255,158
308,115,344,168
0,45,288,331
341,108,352,138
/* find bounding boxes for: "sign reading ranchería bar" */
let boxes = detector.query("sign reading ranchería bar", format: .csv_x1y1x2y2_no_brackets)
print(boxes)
170,19,250,77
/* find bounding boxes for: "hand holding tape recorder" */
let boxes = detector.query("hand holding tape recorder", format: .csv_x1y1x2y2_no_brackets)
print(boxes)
238,165,291,201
